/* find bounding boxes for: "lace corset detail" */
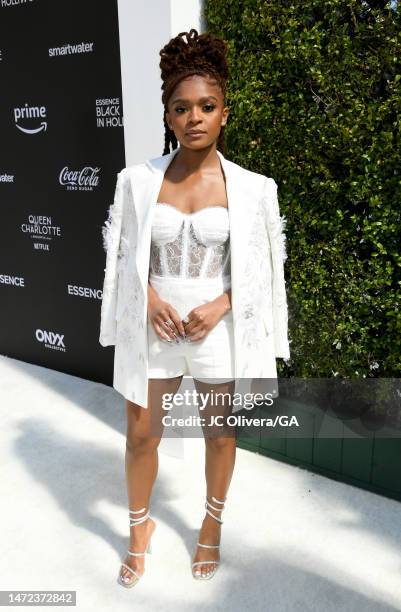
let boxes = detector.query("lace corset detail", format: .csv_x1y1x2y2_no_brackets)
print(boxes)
149,203,231,279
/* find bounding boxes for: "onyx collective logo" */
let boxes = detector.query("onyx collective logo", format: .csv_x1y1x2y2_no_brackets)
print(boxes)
35,329,66,351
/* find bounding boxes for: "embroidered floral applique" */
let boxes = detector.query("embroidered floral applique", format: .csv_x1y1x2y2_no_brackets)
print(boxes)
117,321,136,348
262,181,289,309
235,180,289,353
117,236,130,272
102,203,123,254
263,180,288,265
121,275,144,324
237,200,270,350
100,170,127,344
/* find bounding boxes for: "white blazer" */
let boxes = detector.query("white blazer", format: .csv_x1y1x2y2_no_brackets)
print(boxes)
99,147,290,408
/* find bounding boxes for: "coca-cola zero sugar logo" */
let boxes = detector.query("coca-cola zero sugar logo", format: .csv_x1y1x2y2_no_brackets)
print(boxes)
59,166,100,191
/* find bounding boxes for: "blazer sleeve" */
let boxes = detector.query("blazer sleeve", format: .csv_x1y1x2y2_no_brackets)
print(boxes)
99,168,127,347
262,177,291,359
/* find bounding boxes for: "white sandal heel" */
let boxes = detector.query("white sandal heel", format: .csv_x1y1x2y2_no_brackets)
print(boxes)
192,495,226,580
117,506,155,588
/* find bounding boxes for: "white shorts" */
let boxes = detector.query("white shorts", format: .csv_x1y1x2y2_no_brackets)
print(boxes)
147,273,235,382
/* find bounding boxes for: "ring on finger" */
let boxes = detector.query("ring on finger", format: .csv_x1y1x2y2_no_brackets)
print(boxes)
161,320,175,337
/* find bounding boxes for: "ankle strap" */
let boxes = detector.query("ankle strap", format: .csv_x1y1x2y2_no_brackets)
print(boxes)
129,506,149,527
205,496,226,524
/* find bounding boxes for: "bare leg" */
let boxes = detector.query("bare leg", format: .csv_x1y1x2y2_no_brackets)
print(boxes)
191,379,237,578
119,375,183,584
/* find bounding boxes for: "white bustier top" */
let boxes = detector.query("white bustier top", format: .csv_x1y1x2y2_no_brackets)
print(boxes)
149,203,231,279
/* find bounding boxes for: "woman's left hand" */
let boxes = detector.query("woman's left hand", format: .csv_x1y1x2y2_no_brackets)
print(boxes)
183,298,229,342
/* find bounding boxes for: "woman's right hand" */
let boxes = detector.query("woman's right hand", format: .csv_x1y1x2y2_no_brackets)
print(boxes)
147,289,186,342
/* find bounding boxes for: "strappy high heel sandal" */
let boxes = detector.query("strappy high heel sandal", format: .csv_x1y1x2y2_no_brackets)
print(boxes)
117,506,156,588
192,495,226,580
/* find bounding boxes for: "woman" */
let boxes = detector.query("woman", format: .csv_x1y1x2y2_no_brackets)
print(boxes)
99,29,290,587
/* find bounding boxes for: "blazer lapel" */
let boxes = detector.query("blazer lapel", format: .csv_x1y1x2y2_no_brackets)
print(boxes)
128,149,179,296
215,150,256,307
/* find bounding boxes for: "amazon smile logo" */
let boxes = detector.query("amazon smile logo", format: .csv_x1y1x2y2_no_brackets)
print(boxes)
14,103,47,134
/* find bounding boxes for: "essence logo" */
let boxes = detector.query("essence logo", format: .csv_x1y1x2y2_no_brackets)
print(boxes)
95,97,123,128
14,104,47,134
67,284,103,299
35,329,66,352
59,166,100,191
0,274,25,287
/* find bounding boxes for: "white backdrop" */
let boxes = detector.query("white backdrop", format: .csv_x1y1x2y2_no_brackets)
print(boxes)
117,0,205,166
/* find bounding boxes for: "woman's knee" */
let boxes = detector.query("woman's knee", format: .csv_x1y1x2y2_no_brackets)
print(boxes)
205,433,236,452
126,432,161,454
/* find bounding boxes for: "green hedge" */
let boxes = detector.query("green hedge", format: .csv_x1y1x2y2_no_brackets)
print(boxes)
204,0,401,378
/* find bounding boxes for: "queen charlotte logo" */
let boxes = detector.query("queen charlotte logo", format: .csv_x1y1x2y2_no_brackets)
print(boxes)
21,214,62,251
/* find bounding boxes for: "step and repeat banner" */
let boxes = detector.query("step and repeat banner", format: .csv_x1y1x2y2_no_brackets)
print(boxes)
0,0,125,388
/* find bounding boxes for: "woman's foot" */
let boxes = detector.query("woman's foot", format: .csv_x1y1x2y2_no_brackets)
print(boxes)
119,516,156,585
192,513,221,578
191,491,227,580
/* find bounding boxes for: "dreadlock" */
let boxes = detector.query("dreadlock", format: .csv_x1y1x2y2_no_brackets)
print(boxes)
159,28,229,155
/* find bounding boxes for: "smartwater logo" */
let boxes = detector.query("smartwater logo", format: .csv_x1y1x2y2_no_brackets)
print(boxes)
36,329,66,351
59,166,100,191
0,173,14,182
14,104,47,134
49,42,94,57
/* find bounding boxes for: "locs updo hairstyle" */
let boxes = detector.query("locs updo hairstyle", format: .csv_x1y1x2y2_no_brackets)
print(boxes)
159,28,229,155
